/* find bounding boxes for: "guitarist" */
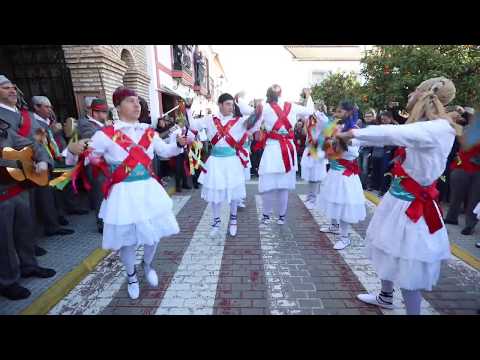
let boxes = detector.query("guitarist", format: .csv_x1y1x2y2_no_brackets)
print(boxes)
0,117,56,300
29,96,75,237
0,75,60,257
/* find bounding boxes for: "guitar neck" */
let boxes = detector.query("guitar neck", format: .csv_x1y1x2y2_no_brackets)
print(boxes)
0,159,21,168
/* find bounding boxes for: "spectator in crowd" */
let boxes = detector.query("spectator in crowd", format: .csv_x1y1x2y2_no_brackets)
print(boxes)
444,106,480,235
358,109,377,189
294,117,306,177
369,111,397,195
138,96,151,125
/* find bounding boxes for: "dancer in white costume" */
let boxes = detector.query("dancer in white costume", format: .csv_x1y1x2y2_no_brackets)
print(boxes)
256,85,315,225
87,87,187,299
301,105,330,210
474,202,480,248
189,93,261,237
317,101,366,250
337,77,459,315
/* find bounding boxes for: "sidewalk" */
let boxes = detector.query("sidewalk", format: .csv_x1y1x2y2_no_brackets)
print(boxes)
0,176,176,315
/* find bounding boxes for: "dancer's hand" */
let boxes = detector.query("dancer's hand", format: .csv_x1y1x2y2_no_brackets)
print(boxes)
177,135,187,147
235,91,246,99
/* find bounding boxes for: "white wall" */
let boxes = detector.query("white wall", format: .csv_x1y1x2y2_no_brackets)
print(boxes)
292,60,363,88
145,45,160,126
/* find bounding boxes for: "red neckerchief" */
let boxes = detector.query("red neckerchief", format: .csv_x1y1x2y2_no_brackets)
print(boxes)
18,109,32,137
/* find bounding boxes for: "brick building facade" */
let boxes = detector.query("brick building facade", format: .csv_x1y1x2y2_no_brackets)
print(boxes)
62,45,150,116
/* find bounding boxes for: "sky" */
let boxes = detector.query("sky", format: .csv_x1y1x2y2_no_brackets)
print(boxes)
212,45,306,102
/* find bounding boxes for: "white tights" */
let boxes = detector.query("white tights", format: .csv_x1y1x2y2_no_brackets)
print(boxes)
308,181,321,198
381,279,423,315
262,189,289,217
119,243,158,276
211,201,238,224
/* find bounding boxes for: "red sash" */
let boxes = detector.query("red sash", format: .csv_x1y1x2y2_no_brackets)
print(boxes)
391,162,443,234
257,102,295,172
337,158,360,176
211,116,249,168
18,109,32,137
0,184,25,202
450,143,480,173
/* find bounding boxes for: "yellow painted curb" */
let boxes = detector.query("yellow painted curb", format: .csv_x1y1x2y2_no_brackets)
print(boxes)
364,191,480,271
451,244,480,271
19,185,177,315
19,248,110,315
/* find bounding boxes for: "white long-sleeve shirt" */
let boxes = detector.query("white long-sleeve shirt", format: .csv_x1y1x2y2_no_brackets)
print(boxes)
352,118,455,186
261,96,314,134
189,98,257,145
89,120,183,165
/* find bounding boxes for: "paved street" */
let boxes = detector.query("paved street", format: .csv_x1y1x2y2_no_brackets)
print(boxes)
40,181,480,315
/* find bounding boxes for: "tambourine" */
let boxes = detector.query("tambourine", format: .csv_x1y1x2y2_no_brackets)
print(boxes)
64,117,77,139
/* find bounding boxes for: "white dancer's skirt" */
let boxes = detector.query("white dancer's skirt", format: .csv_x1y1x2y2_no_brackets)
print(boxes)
301,148,327,182
364,192,451,291
316,168,366,223
474,202,480,220
198,154,246,204
99,178,179,251
258,139,297,193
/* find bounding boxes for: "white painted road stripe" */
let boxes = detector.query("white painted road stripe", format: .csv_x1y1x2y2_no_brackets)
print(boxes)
300,195,439,315
49,196,191,315
155,202,230,315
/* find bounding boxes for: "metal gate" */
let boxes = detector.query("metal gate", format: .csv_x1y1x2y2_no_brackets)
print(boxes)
0,45,77,122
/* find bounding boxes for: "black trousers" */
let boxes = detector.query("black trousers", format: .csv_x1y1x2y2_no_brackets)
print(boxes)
445,169,480,228
175,152,190,188
0,191,38,287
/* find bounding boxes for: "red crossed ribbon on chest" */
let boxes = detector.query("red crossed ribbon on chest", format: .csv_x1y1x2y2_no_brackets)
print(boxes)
391,161,443,234
98,126,158,198
211,116,249,168
266,102,295,172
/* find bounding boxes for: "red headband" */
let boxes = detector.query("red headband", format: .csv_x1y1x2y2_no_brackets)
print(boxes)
91,103,108,112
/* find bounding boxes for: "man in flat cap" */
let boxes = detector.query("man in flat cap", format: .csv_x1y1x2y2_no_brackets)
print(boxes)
76,98,109,233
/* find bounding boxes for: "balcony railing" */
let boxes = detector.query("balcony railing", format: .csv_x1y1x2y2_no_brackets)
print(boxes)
172,45,194,85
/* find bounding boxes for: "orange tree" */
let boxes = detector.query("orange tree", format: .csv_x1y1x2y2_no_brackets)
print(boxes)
310,71,365,112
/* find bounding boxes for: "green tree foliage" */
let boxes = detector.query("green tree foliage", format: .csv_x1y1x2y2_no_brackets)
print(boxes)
360,45,480,110
311,71,364,111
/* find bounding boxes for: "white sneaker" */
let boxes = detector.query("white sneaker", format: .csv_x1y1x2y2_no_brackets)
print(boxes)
357,293,394,310
229,223,237,236
277,215,286,225
333,237,351,250
261,214,270,225
210,217,221,238
127,271,140,300
238,200,246,208
143,264,158,287
305,200,315,210
319,224,340,235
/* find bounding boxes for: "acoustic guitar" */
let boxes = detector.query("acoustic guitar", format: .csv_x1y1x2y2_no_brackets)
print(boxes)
0,146,49,186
